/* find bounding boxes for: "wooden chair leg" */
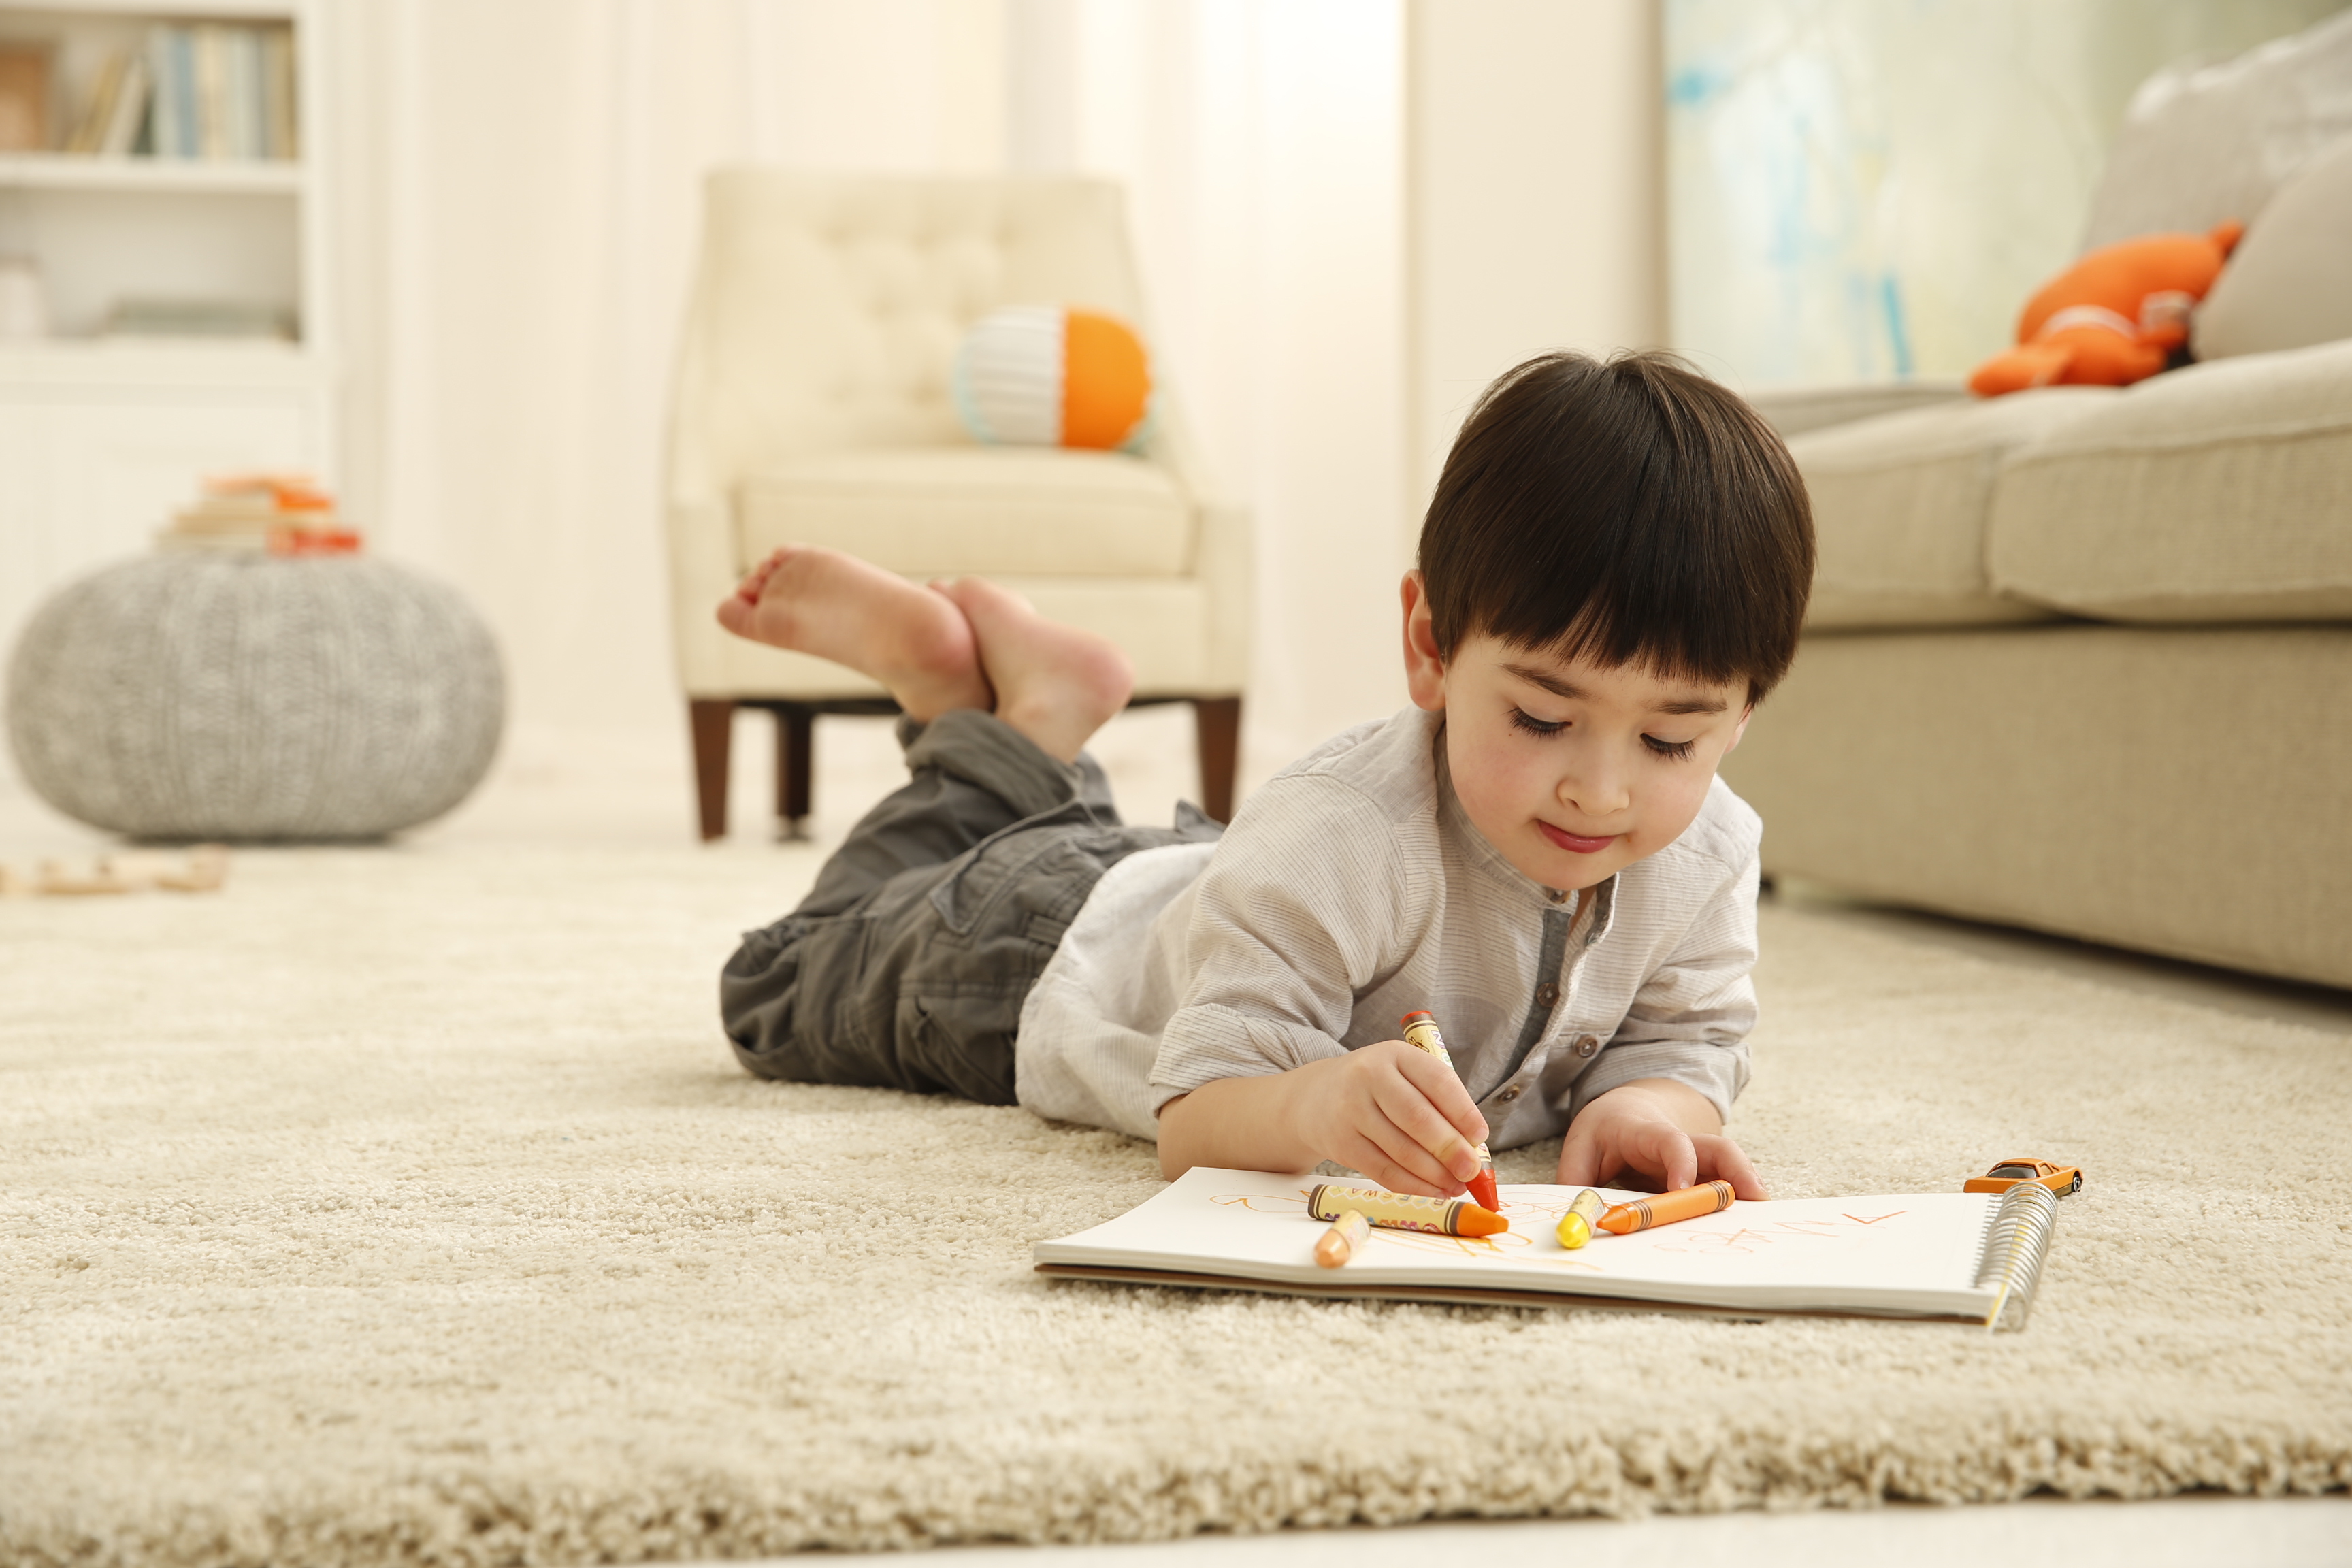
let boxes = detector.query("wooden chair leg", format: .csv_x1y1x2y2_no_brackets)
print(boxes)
1193,696,1241,824
774,705,814,841
689,698,734,842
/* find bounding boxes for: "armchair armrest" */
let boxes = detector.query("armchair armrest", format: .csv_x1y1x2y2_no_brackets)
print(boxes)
667,498,739,693
1143,402,1252,694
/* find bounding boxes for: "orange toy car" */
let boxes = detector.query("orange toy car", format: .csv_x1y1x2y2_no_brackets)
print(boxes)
1965,1158,2083,1196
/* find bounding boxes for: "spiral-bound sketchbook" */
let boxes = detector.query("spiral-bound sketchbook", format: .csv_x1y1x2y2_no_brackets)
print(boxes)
1036,1167,2059,1328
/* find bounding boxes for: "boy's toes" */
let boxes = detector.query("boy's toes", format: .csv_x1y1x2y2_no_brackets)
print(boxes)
736,550,785,603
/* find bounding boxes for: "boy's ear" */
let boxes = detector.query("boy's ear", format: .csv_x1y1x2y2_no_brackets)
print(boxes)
1401,570,1448,711
1726,704,1754,753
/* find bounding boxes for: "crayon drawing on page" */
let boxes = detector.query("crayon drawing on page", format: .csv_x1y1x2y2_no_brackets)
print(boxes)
1215,1188,1917,1270
1213,1188,1597,1269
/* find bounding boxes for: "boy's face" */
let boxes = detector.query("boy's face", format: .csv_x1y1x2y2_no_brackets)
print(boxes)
1401,572,1752,893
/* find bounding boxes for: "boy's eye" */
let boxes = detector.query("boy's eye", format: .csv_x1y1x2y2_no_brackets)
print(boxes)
1644,734,1697,762
1509,708,1565,737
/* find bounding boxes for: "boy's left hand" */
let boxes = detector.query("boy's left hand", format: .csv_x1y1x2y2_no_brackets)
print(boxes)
1557,1079,1769,1199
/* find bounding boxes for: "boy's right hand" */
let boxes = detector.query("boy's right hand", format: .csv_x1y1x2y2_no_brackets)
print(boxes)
1291,1040,1490,1198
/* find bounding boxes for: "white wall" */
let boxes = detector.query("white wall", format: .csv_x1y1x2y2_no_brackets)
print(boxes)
1407,0,1665,517
1051,0,1411,768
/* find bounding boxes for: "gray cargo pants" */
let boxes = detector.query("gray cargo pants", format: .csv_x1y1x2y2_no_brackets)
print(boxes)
721,709,1221,1102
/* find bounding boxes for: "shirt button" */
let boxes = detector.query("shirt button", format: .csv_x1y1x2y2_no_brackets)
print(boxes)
1575,1034,1601,1058
1548,888,1567,904
1535,981,1561,1007
1497,1085,1522,1102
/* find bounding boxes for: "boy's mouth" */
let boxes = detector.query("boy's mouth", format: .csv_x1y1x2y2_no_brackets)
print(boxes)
1538,821,1617,854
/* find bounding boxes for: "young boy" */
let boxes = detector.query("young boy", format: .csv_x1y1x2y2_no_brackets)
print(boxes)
718,350,1812,1201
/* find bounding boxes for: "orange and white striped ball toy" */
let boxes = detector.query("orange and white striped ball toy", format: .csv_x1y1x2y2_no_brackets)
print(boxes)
951,304,1154,451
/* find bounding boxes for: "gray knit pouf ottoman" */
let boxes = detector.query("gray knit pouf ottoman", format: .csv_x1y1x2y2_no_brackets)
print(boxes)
5,553,504,840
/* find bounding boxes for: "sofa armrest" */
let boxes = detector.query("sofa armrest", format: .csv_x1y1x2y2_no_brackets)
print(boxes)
1745,380,1971,440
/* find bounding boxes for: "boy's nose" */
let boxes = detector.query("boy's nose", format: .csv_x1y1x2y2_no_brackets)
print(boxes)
1560,764,1629,819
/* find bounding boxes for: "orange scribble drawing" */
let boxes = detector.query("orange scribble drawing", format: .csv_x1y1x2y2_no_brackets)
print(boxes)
1211,1188,1605,1271
1646,1211,1908,1255
1211,1192,1312,1214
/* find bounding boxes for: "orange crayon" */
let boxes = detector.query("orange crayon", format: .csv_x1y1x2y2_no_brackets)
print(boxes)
1597,1180,1735,1235
1307,1181,1507,1238
1398,1010,1500,1211
1313,1208,1373,1267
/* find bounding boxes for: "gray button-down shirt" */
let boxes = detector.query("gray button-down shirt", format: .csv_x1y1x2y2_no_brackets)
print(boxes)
1015,706,1761,1144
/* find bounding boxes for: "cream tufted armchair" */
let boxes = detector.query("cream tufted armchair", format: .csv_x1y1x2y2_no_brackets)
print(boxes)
664,170,1252,840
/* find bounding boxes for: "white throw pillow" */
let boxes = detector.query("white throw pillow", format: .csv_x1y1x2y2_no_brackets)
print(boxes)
2194,135,2352,360
2080,9,2352,253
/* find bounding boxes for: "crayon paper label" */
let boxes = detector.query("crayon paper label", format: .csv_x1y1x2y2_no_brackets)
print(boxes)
1307,1182,1460,1235
1400,1019,1451,1063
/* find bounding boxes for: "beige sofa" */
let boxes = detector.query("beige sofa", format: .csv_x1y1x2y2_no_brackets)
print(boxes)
1723,18,2352,992
1731,339,2352,990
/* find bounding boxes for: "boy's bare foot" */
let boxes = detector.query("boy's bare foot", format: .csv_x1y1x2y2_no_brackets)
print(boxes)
716,546,992,721
934,576,1133,762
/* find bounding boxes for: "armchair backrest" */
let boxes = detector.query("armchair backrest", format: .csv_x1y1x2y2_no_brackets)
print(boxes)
668,172,1151,509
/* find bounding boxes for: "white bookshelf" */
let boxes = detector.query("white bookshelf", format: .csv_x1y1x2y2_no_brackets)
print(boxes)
0,150,302,191
0,0,331,698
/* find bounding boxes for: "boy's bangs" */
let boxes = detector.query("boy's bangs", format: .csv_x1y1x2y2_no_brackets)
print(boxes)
1524,599,1749,698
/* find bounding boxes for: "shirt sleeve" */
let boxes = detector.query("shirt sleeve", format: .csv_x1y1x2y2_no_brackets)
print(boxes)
1566,846,1761,1124
1148,776,1426,1111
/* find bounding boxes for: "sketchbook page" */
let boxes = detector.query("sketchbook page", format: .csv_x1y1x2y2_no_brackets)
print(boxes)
1035,1168,2006,1318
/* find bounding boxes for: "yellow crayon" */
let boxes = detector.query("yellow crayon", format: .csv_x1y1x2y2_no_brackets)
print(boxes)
1555,1188,1607,1250
1399,1010,1500,1210
1313,1208,1373,1267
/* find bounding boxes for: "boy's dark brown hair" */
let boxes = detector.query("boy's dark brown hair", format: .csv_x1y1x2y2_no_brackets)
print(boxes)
1417,349,1814,703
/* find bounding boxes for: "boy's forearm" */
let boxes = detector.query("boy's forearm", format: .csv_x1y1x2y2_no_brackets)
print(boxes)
1156,1068,1322,1180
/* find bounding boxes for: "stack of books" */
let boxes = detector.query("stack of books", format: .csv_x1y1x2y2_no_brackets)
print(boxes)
63,23,297,161
158,474,359,555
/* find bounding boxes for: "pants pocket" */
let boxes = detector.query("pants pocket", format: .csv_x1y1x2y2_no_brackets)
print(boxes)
894,989,1026,1105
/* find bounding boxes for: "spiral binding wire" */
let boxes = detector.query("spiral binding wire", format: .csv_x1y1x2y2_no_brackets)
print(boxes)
1972,1182,2059,1332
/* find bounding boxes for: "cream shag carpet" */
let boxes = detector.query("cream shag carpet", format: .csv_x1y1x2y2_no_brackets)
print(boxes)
3,840,2348,1565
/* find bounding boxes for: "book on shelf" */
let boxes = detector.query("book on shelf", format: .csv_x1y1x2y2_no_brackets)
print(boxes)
0,44,51,152
78,22,297,164
64,48,132,154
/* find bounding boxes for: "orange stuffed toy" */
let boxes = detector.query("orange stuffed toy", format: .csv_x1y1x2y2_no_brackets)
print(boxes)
1968,221,2244,397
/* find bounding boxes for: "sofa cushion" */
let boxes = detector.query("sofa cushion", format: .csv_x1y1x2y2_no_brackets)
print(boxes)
737,447,1192,577
2192,135,2352,362
1987,338,2352,622
2080,10,2352,252
1787,390,2115,629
